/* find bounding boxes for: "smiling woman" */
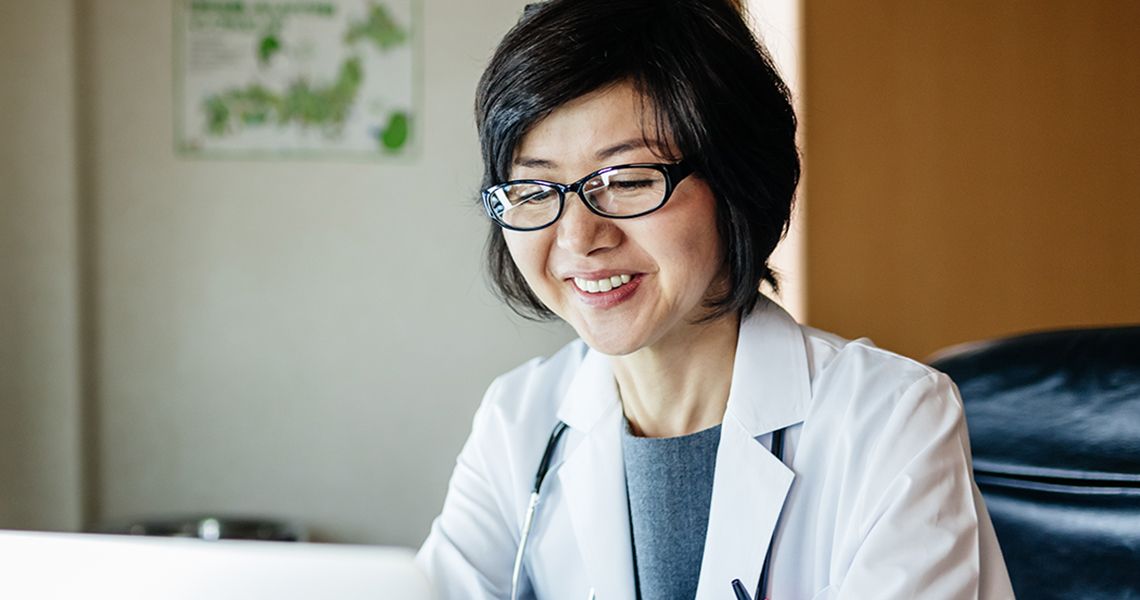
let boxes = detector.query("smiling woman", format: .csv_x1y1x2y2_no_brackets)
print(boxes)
417,1,1015,599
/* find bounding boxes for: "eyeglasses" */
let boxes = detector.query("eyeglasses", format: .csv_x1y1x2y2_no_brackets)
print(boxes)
482,161,695,232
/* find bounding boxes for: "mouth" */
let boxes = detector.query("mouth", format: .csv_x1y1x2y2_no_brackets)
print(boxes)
566,273,643,307
571,273,633,293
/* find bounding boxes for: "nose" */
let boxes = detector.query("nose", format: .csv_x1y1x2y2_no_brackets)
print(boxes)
554,193,621,256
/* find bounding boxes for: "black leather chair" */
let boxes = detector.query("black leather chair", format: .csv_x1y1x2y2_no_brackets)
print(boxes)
929,326,1140,599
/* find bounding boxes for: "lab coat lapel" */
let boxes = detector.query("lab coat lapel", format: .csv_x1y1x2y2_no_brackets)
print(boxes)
696,298,811,599
555,350,636,600
696,421,794,599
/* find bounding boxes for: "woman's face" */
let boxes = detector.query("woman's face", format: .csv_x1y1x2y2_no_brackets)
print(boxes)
503,81,726,356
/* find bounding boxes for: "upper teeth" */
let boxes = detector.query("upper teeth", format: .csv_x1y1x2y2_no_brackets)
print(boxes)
574,274,633,293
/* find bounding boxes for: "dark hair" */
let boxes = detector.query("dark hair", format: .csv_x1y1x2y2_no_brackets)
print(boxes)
476,0,800,321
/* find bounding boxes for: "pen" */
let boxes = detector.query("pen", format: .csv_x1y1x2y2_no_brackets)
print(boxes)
731,578,754,600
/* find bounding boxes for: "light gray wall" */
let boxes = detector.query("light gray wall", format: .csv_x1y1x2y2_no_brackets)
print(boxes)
84,0,572,546
0,0,573,546
0,0,84,531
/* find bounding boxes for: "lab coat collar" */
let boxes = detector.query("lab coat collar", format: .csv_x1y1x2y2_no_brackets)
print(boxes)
554,343,632,598
555,295,811,434
724,296,812,436
555,344,619,433
553,296,810,599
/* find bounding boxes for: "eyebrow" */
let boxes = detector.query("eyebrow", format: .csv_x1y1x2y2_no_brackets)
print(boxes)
596,138,656,160
513,138,665,169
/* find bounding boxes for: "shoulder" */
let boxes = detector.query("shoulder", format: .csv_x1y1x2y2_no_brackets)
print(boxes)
799,325,962,441
803,326,940,391
795,326,975,513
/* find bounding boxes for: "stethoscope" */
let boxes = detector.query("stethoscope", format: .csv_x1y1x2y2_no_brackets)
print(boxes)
510,421,788,600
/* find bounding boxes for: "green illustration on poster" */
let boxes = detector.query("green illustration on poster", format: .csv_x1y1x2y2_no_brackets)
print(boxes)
175,0,418,158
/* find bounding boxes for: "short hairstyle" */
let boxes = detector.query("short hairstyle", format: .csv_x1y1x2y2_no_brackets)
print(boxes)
476,0,800,322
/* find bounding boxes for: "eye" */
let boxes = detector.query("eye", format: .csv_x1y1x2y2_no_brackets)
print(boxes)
520,187,557,203
609,178,657,190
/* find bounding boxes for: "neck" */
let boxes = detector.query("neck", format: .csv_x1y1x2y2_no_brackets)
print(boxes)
612,312,740,438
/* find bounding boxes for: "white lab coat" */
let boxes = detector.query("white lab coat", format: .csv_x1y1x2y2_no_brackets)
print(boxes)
418,297,1015,599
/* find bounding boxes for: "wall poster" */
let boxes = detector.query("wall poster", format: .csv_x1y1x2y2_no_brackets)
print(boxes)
175,0,418,158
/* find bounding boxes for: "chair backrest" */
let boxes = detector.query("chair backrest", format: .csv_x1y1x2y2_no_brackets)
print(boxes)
929,326,1140,600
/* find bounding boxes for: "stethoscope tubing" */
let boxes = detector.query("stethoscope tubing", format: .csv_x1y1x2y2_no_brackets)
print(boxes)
755,426,786,599
511,421,569,600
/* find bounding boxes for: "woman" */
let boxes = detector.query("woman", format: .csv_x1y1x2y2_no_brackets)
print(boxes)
418,1,1014,599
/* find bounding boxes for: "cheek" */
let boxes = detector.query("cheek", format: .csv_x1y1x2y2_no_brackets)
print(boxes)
676,234,723,290
503,232,552,289
667,192,723,274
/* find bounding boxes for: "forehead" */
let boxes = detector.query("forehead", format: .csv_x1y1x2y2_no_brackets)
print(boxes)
513,81,673,167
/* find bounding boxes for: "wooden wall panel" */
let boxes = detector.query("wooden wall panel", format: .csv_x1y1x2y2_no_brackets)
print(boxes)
802,1,1140,359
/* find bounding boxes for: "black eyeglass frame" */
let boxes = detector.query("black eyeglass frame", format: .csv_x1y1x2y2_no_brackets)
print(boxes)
481,161,695,232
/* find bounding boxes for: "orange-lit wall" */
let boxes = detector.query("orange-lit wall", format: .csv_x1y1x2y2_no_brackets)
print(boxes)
802,1,1140,359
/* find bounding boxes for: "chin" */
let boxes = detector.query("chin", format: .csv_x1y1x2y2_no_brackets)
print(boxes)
576,327,646,357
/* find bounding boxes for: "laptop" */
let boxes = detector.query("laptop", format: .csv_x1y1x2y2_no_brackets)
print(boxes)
0,529,434,599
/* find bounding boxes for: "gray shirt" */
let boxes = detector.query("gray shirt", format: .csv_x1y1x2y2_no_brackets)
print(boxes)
621,418,722,600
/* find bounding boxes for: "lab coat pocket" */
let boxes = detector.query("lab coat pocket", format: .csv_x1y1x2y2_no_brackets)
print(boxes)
809,584,837,600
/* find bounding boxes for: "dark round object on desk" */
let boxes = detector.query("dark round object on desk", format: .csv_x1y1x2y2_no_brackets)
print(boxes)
92,515,306,542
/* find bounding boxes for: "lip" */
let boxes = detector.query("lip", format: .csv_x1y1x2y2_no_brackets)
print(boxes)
568,273,643,308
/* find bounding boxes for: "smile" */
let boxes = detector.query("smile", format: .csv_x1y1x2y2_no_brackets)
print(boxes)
572,274,633,293
567,273,643,308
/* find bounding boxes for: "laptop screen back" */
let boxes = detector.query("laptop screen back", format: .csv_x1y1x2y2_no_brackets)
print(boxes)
0,529,433,600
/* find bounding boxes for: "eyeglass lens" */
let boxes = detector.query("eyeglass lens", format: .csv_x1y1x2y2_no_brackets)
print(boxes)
489,166,668,230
